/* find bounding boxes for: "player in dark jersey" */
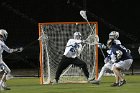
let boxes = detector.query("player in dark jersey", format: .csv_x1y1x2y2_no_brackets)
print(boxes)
107,39,133,87
90,31,122,85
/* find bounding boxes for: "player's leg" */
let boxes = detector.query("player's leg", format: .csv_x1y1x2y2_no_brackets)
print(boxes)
0,72,6,90
1,62,13,80
0,63,11,90
53,55,71,84
90,62,111,84
72,57,89,80
0,72,11,90
111,68,121,87
114,59,133,86
112,62,126,87
112,67,126,87
98,62,112,80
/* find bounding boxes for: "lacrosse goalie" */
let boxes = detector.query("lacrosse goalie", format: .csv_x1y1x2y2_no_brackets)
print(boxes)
0,29,23,90
52,32,90,84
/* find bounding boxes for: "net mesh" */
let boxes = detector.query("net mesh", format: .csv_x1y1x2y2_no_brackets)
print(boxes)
39,22,98,84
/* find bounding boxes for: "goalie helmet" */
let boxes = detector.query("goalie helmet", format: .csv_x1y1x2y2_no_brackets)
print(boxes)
74,32,81,40
0,29,8,41
109,31,119,40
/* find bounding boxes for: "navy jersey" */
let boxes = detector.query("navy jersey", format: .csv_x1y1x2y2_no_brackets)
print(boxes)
110,44,132,61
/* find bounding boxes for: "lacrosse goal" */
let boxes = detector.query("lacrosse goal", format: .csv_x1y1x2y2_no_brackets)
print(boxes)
38,22,98,84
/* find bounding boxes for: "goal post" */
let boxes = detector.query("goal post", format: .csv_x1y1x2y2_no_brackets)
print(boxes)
38,22,98,84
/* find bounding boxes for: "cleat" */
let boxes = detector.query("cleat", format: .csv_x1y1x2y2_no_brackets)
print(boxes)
111,82,119,87
3,86,11,90
0,82,11,90
119,80,126,86
88,77,95,82
52,79,58,85
90,80,100,85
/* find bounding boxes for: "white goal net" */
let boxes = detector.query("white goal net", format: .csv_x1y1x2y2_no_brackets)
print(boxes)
38,22,98,84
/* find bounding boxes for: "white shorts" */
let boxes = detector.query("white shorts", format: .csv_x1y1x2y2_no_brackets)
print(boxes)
112,59,133,70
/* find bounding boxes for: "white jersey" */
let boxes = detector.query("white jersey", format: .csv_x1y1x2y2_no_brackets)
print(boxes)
0,40,13,63
64,39,82,58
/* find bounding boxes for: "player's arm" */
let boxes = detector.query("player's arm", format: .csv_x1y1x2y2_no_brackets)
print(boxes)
11,47,23,52
2,42,23,53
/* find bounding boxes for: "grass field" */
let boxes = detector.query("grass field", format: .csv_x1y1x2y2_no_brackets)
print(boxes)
2,75,140,93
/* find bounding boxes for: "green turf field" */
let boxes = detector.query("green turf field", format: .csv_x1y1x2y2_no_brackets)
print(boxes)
2,75,140,93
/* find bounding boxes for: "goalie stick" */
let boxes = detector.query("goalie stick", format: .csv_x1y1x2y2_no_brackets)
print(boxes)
80,10,105,58
80,10,106,79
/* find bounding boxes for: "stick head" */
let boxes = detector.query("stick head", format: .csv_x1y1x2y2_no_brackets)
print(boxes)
17,47,23,52
85,35,99,45
80,10,87,20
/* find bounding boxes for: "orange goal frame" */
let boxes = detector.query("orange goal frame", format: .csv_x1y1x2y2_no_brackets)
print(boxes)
38,22,98,84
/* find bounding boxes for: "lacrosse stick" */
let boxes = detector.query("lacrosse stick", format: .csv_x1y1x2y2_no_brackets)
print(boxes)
81,33,105,58
16,47,23,52
84,34,105,58
77,19,99,78
84,34,100,45
80,10,105,80
80,10,99,44
80,10,95,33
80,10,105,58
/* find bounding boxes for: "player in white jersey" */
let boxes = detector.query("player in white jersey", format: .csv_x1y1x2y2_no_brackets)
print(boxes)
52,32,89,84
90,31,121,84
0,29,23,90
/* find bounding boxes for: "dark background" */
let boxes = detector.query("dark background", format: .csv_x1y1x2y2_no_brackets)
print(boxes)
0,0,140,75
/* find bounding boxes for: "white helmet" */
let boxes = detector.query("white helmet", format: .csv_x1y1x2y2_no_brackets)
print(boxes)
74,32,81,40
0,29,8,41
109,31,119,39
